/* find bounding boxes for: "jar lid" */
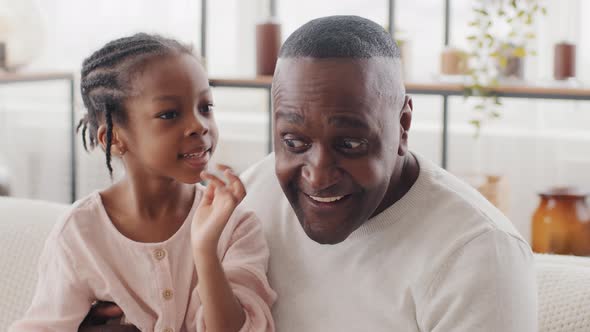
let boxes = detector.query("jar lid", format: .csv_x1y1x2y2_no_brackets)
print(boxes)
539,186,588,198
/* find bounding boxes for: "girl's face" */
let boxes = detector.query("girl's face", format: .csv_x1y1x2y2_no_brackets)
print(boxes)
119,53,218,184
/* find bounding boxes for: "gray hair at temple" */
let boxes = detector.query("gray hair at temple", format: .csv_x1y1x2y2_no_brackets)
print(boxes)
278,15,401,59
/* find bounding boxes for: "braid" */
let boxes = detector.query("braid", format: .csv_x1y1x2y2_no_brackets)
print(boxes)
76,115,89,152
79,33,194,177
81,42,165,78
104,106,114,177
80,72,120,94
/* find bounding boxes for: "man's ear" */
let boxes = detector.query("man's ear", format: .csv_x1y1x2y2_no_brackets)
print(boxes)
398,96,413,156
97,124,127,156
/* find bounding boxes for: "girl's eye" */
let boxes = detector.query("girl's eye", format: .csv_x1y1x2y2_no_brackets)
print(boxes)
158,111,179,120
199,104,214,114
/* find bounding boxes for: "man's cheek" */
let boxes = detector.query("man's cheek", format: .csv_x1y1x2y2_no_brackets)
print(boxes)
350,161,384,187
275,161,297,186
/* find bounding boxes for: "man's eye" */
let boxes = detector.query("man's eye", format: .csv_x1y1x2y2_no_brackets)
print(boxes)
158,111,179,120
338,138,366,151
283,138,308,150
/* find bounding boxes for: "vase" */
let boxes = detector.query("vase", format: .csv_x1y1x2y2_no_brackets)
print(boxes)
440,47,468,76
554,42,576,80
495,43,524,80
0,0,45,71
532,187,590,256
459,173,510,215
255,18,281,76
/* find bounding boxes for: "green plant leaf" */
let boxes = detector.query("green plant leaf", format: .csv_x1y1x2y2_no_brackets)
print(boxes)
469,119,482,137
475,8,489,16
513,47,527,57
525,32,536,39
467,35,478,41
542,7,547,15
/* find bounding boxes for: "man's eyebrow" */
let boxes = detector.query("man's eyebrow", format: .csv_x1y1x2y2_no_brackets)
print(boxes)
328,115,369,129
275,111,304,124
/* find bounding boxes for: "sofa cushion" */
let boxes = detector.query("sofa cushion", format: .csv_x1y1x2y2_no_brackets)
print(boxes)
2,197,590,331
536,254,590,332
0,197,67,328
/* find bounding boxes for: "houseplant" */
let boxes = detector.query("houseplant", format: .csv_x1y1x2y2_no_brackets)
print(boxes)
464,0,546,133
457,0,546,214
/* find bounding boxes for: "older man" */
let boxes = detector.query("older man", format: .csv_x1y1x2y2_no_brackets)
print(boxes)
239,15,537,331
82,15,537,332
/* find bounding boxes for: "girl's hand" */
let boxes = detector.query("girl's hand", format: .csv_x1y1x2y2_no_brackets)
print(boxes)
191,165,246,256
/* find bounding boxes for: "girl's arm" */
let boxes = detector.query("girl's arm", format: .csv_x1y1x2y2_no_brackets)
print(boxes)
189,169,275,332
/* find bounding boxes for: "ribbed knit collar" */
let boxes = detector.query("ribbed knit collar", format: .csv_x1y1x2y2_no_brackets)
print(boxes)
345,152,439,242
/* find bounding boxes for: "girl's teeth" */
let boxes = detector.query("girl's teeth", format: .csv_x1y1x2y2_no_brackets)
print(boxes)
183,151,206,158
309,195,344,203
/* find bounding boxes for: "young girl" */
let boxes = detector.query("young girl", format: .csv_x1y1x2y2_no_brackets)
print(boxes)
9,33,275,332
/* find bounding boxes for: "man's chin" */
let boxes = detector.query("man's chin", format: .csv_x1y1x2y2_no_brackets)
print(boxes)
300,220,354,245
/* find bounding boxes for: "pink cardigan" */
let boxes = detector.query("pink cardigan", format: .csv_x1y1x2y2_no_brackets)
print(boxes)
10,187,276,332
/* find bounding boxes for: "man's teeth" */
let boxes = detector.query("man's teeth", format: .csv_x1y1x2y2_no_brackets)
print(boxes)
182,151,207,158
309,195,345,203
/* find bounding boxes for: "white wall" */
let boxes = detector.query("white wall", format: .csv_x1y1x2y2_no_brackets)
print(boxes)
0,0,589,243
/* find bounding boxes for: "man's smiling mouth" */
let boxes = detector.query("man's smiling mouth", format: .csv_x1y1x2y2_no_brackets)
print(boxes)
307,195,345,203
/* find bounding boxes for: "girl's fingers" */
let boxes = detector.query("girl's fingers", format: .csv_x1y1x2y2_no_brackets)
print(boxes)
216,163,234,173
200,179,216,206
201,171,227,189
224,169,246,200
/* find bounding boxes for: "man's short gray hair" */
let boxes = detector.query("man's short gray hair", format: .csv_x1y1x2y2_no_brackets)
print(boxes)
279,15,401,59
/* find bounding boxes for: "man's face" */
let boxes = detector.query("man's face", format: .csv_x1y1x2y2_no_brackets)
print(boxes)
273,57,410,244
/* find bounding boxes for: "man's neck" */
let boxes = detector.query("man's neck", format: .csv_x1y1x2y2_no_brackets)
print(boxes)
371,152,420,218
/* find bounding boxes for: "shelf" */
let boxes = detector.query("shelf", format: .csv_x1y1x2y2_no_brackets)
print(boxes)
0,71,76,202
210,77,590,101
210,76,273,88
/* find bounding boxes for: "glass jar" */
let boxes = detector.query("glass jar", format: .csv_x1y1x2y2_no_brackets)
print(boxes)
532,187,590,256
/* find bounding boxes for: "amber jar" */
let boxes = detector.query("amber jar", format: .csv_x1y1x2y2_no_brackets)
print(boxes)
554,42,576,80
532,187,590,256
255,19,281,76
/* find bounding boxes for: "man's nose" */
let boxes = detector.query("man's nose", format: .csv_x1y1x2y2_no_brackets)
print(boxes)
301,146,341,191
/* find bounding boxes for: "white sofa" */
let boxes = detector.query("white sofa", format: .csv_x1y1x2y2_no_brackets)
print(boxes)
1,197,590,331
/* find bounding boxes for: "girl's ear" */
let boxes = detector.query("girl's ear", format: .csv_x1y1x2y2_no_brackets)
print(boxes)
97,125,127,156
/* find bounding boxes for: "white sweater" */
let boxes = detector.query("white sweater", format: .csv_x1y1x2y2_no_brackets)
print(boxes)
240,152,537,332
